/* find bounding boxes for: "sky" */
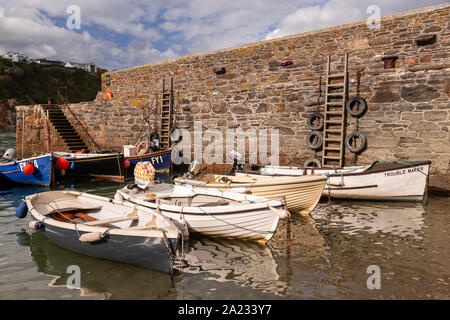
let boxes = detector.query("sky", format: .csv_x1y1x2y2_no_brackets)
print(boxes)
0,0,446,71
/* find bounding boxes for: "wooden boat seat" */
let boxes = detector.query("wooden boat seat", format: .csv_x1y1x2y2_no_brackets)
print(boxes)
51,211,97,222
36,199,102,216
83,205,139,226
83,215,138,226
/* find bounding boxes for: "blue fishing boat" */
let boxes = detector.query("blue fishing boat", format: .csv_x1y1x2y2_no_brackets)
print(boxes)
124,149,172,178
0,152,53,187
53,151,124,180
51,149,171,182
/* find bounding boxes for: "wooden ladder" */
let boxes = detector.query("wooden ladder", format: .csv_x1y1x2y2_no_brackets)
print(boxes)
159,78,173,150
322,53,348,168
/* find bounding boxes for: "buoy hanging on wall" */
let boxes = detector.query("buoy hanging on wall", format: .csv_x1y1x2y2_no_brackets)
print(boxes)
104,90,113,99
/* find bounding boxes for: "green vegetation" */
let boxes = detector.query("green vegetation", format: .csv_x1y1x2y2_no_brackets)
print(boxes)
0,57,104,105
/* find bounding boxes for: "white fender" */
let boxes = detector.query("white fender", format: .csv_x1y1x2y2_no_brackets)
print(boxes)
269,206,289,219
79,232,103,242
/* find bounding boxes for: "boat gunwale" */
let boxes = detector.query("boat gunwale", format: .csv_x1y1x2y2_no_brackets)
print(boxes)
262,160,431,178
175,175,328,189
26,191,180,239
0,153,53,167
118,190,285,216
125,148,172,160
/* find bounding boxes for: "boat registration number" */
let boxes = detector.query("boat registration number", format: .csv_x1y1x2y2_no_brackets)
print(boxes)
19,160,39,171
150,155,164,165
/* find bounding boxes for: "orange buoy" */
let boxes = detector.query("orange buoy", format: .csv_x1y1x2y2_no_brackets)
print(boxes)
104,90,113,99
56,157,70,170
23,163,34,175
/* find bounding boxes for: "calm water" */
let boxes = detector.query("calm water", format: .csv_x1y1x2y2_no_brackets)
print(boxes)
0,129,449,300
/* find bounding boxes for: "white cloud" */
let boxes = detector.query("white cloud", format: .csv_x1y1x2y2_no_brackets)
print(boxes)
0,0,446,70
159,0,317,53
0,1,174,69
265,0,446,40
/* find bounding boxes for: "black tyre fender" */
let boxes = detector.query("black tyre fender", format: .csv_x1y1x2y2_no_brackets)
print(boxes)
170,127,182,142
346,96,367,117
304,158,322,168
149,131,160,142
306,131,323,150
345,131,367,153
306,113,324,131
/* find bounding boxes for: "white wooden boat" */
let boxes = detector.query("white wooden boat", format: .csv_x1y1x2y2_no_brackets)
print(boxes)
114,183,289,243
174,174,328,215
257,160,431,202
21,190,188,273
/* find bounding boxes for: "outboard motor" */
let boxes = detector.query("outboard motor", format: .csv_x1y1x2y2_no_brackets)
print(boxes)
2,148,16,161
186,159,202,178
149,132,160,152
228,150,247,175
149,139,160,152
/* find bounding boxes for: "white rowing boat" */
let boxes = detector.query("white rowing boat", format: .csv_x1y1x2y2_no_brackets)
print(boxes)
19,190,188,273
174,174,328,215
114,183,289,243
257,160,431,202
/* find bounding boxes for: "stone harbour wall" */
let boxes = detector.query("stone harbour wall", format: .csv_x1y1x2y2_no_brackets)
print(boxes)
16,4,450,190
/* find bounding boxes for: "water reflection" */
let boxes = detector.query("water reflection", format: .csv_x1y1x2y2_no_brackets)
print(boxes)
26,231,177,299
179,237,288,296
0,186,50,208
311,201,425,240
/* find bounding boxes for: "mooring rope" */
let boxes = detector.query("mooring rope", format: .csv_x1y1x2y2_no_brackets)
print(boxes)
196,205,280,235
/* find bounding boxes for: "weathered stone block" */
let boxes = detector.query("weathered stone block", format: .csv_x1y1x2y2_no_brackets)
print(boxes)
231,106,251,115
212,102,227,114
401,84,440,102
409,121,440,131
370,87,400,103
423,111,447,121
401,112,423,121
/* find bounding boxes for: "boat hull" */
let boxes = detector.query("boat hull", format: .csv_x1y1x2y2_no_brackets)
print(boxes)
260,160,431,202
26,191,181,273
39,223,177,273
125,149,171,177
53,152,124,179
116,185,285,243
0,154,52,187
175,175,328,216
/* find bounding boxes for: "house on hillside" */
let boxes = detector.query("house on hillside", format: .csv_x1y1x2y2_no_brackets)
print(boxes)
65,62,97,73
2,51,28,62
31,58,65,66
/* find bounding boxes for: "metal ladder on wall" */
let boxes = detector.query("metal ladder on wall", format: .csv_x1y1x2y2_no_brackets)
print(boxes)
159,78,173,150
322,53,348,168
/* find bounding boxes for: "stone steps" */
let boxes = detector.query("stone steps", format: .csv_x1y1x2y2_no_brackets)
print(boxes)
41,105,90,153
